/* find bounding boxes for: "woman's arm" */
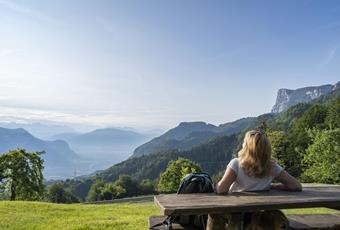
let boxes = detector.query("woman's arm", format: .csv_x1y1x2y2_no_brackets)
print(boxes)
272,170,302,192
215,167,237,194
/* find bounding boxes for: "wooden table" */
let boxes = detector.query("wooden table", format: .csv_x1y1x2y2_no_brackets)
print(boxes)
154,186,340,216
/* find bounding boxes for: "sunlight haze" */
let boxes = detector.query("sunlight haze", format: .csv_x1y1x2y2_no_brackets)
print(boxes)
1,0,340,131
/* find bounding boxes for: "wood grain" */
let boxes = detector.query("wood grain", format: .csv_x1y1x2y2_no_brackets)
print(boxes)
154,186,340,216
288,214,340,229
149,215,340,230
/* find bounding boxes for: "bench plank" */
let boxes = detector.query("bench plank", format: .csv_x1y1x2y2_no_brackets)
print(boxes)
288,214,340,229
154,186,340,215
149,214,340,230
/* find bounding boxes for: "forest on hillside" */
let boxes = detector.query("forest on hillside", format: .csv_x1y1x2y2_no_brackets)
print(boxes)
56,89,340,202
1,89,339,203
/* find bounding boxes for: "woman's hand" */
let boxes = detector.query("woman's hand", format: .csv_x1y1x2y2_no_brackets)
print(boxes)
215,167,237,194
274,171,302,192
270,183,286,190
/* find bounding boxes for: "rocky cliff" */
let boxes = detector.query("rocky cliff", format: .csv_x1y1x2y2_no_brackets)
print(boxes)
271,81,340,113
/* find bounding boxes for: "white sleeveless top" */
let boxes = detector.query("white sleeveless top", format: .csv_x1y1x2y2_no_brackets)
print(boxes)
228,158,283,193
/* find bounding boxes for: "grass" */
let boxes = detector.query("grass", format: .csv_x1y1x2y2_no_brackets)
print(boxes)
283,207,340,215
0,201,159,230
0,201,339,230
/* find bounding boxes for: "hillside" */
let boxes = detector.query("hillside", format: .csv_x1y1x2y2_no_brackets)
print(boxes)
267,87,340,130
65,134,238,199
0,127,79,179
65,87,340,200
132,118,256,157
103,134,238,181
133,82,340,159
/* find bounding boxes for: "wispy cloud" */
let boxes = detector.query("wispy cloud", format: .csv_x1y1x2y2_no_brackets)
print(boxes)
0,105,171,130
0,0,56,23
0,48,19,58
323,42,340,67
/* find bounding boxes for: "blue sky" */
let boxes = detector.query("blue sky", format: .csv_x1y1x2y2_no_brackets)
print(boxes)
0,0,339,131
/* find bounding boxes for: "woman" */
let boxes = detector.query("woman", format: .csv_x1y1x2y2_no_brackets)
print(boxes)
208,130,301,229
216,130,301,194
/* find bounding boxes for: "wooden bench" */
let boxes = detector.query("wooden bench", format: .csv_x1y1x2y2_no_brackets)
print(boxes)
288,214,340,229
152,186,340,230
149,214,340,229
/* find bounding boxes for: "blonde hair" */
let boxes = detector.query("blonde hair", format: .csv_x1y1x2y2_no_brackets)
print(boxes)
238,130,274,178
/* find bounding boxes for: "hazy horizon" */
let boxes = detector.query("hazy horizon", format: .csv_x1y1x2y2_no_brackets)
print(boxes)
1,0,340,131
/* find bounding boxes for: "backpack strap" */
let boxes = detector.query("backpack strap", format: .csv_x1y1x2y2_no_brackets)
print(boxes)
149,215,175,230
198,214,208,230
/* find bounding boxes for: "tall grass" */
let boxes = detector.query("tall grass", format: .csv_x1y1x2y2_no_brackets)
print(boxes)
0,201,158,230
0,201,339,229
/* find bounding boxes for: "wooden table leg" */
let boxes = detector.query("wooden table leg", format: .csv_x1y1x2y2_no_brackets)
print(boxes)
207,213,227,230
227,213,243,230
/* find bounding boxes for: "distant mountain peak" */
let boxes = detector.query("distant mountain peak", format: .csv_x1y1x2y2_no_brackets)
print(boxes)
0,127,31,136
179,121,208,125
177,121,216,128
271,81,340,113
0,122,75,140
0,127,79,179
131,118,257,158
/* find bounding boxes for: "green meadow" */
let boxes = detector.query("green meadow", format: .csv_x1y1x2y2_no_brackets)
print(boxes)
0,201,158,230
0,201,339,230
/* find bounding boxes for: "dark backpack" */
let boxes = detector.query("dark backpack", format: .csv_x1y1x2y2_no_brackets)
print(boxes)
151,173,214,230
177,173,214,194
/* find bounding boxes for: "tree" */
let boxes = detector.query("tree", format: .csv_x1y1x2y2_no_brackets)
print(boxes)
157,158,201,193
0,149,44,200
325,98,340,130
101,182,126,200
287,104,328,177
139,179,155,195
86,175,145,201
86,180,105,201
47,182,79,203
267,130,288,169
114,175,139,197
302,129,340,184
256,122,270,133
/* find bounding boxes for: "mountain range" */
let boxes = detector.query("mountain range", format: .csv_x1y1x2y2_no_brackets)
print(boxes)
133,81,340,158
53,128,153,172
0,122,76,140
61,81,340,199
0,127,154,179
1,81,339,182
0,127,79,179
132,118,256,157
